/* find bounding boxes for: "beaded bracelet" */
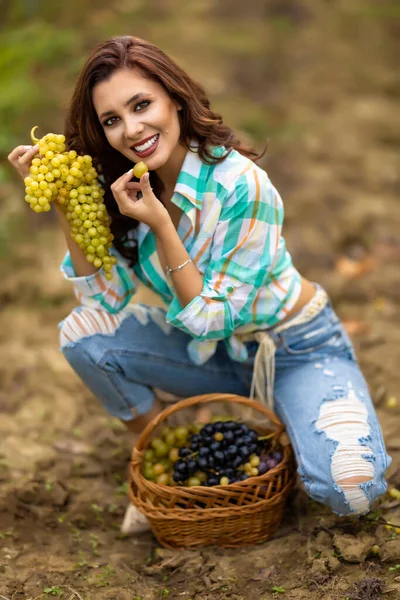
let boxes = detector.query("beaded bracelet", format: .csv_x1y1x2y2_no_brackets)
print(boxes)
165,258,192,275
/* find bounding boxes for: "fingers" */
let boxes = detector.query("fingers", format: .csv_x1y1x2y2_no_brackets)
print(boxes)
8,144,39,164
125,181,142,190
111,168,151,217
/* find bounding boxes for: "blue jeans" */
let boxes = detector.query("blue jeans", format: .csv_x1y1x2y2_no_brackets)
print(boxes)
59,298,391,517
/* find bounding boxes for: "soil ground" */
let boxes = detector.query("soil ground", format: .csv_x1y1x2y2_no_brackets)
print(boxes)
1,1,400,599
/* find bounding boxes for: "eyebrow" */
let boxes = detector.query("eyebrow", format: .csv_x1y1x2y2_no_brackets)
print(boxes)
99,93,149,120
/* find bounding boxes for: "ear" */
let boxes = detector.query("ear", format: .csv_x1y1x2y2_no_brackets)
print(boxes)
174,100,182,111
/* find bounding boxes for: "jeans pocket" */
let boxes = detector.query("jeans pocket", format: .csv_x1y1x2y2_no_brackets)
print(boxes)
279,315,352,357
282,331,342,355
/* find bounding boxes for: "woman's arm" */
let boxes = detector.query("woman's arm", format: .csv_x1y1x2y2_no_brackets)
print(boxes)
154,220,204,307
163,168,284,341
56,202,138,314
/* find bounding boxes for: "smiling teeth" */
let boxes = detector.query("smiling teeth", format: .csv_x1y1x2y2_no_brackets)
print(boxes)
134,135,158,152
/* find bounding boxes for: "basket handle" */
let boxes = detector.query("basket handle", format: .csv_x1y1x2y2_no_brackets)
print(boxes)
133,393,285,453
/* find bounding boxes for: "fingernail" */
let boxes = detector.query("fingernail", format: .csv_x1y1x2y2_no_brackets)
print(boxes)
143,172,149,182
126,168,133,176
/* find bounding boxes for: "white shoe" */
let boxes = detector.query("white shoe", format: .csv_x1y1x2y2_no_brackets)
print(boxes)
120,504,151,535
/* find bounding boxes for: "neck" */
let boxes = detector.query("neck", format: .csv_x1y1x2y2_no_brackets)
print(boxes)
156,142,187,191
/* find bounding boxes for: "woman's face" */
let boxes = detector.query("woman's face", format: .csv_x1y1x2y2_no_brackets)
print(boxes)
92,68,183,171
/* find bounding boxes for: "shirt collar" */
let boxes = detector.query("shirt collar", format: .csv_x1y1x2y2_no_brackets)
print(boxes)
173,141,221,210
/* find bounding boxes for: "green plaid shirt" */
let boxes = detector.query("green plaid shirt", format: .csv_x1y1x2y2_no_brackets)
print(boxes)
61,145,302,364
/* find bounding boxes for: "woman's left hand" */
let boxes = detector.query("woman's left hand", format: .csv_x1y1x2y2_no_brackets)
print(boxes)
110,168,170,231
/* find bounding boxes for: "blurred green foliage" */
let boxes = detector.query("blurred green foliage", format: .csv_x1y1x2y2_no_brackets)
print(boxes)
0,0,398,255
0,22,76,155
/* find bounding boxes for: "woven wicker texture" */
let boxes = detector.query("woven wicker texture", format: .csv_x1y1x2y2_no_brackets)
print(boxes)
129,393,296,548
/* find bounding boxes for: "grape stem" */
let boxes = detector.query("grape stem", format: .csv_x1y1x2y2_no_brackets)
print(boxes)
30,125,40,144
257,433,275,441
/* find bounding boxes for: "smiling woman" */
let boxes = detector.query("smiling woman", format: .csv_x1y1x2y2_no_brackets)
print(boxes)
8,35,390,536
93,70,183,175
64,36,261,265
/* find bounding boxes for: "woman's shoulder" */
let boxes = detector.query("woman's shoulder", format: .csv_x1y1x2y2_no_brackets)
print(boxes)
209,146,270,189
205,147,273,209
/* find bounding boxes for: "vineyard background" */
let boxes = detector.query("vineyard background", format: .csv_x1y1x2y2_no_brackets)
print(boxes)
1,1,400,598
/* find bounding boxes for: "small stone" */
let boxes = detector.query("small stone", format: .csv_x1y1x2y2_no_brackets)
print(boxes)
310,558,328,575
334,533,376,563
380,539,400,561
326,555,341,572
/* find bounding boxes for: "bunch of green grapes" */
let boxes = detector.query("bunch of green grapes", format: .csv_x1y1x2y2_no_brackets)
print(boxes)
142,424,203,486
23,126,117,280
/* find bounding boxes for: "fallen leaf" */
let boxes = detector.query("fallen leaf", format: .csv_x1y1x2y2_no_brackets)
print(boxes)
342,320,370,336
53,439,92,455
335,256,377,279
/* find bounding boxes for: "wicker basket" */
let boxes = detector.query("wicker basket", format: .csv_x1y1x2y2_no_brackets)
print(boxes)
129,393,296,548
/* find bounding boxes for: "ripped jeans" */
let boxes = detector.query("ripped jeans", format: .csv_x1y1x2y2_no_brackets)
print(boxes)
59,297,391,517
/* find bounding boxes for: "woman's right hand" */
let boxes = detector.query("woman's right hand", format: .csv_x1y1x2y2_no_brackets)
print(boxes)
7,144,40,181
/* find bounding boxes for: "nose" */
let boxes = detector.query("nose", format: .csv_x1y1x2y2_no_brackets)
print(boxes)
124,117,145,144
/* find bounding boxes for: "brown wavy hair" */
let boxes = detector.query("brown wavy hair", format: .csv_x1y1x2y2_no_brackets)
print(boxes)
64,35,264,267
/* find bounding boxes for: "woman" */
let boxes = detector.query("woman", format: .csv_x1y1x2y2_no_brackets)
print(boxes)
8,36,391,534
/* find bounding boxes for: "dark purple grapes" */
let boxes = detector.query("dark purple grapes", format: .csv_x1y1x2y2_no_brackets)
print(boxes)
175,460,188,476
238,423,249,434
232,456,243,469
248,430,258,442
226,445,238,458
207,475,219,486
212,421,224,432
187,459,197,476
224,430,234,443
163,418,282,490
214,450,225,464
197,457,209,470
202,435,214,446
210,441,221,453
239,446,250,458
207,456,215,468
258,461,268,475
179,447,192,458
199,447,210,457
222,421,236,431
201,424,213,436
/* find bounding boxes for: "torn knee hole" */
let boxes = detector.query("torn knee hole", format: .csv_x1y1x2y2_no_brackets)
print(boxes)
336,475,374,486
60,308,127,346
316,386,375,513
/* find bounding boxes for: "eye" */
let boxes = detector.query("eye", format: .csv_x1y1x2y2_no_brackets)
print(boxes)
102,100,151,127
103,116,118,127
135,100,151,111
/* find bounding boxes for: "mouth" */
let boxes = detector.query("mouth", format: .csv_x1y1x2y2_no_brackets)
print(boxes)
130,134,160,158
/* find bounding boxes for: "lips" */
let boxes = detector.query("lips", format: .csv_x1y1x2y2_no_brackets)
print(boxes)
130,134,157,149
130,133,160,158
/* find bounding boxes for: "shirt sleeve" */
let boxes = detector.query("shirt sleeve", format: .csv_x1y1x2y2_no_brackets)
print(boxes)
60,244,138,314
166,168,284,340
